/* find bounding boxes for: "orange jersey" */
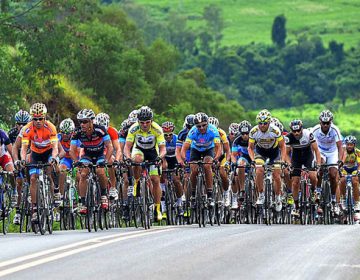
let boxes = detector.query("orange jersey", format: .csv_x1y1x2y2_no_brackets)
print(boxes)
22,121,58,153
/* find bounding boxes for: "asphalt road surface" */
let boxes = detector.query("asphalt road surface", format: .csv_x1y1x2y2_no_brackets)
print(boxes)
1,225,359,280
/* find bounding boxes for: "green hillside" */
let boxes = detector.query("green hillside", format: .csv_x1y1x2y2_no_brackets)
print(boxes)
267,99,360,137
134,0,360,49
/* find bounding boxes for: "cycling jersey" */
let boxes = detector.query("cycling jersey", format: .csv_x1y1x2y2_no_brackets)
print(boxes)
311,124,341,153
0,129,11,157
185,124,220,152
108,126,118,141
232,135,249,158
218,128,228,144
176,127,191,162
22,121,58,153
126,121,165,151
285,129,315,151
8,127,19,144
343,148,360,169
165,134,178,158
249,124,283,150
58,133,80,159
71,124,110,158
118,123,131,144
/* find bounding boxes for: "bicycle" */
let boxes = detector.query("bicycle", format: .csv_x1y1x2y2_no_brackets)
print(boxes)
18,169,32,233
25,163,55,235
128,160,159,230
0,170,14,235
339,169,358,225
188,161,214,227
318,163,338,225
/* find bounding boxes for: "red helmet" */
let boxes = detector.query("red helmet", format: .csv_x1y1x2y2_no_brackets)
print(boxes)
162,121,175,133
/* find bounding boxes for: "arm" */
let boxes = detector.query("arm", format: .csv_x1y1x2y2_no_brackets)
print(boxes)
69,144,78,162
58,142,66,159
158,144,166,159
12,136,21,162
6,143,13,159
248,141,255,162
20,142,28,161
181,142,190,161
336,140,343,162
223,142,231,162
285,146,292,165
51,141,59,159
104,140,113,162
112,139,122,162
214,142,222,161
279,139,287,162
311,141,322,166
124,141,133,160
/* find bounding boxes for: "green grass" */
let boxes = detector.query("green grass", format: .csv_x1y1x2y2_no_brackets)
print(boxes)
267,99,360,137
134,0,360,49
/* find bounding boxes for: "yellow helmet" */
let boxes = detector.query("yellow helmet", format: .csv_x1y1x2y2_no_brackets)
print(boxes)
256,109,271,123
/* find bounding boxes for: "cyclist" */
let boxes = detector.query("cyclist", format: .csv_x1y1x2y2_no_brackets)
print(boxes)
208,116,231,207
311,110,343,214
57,118,79,203
21,103,59,222
176,114,195,167
181,112,221,207
94,112,122,200
285,119,321,216
124,106,166,221
248,109,287,212
231,120,252,209
339,135,360,213
228,123,240,147
161,121,183,215
8,109,31,225
70,109,113,214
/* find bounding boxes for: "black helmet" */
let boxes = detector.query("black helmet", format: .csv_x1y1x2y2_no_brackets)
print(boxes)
137,106,153,121
239,120,252,134
194,112,208,125
289,119,303,131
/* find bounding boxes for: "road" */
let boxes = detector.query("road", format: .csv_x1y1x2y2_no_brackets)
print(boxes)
0,225,359,280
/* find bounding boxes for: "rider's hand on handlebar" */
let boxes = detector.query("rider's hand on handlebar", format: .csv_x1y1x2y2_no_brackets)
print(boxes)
337,160,344,168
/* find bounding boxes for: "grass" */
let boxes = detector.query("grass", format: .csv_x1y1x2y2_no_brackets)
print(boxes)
267,99,360,137
133,0,360,49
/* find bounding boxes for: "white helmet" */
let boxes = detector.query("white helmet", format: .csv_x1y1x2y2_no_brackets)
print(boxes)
208,117,219,128
77,109,95,120
59,118,75,134
94,112,110,129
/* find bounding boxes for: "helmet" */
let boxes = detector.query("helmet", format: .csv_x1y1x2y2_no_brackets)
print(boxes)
30,103,47,117
319,110,333,122
270,117,284,132
289,119,303,131
239,120,252,134
344,135,357,145
77,108,95,120
184,114,195,129
194,112,208,125
127,117,137,126
137,106,153,121
208,117,219,128
256,109,271,123
59,118,75,134
15,110,31,124
128,109,138,120
120,119,128,131
229,123,240,136
94,113,110,129
162,121,175,133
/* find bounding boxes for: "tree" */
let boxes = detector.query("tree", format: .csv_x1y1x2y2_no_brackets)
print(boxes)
203,4,224,53
272,15,287,48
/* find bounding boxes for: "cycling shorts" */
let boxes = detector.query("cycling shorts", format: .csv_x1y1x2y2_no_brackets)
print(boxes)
29,149,52,176
131,147,160,176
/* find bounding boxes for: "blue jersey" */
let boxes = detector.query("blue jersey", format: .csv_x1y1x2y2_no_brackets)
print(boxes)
166,134,177,158
177,127,190,160
186,124,220,152
231,135,249,158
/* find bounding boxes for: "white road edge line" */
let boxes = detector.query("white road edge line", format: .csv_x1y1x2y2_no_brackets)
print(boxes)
0,228,174,277
0,227,172,269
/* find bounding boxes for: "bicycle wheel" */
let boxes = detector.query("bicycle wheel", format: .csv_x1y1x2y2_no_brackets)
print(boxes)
86,182,94,232
36,181,46,235
347,185,354,225
264,180,272,226
19,184,31,233
1,189,11,235
299,181,308,225
46,186,54,234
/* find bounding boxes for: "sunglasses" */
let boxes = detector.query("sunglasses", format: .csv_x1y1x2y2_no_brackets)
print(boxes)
241,132,249,136
258,122,268,125
140,120,151,125
79,119,90,124
33,117,44,121
196,123,208,129
291,129,302,134
164,133,173,137
16,123,27,126
321,122,330,126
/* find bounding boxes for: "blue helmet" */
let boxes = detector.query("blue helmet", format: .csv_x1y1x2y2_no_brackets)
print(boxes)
15,110,31,124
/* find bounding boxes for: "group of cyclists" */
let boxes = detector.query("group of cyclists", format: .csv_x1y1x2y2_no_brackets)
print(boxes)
1,101,360,232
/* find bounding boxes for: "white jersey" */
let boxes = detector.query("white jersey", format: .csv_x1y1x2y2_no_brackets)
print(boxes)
311,124,341,153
